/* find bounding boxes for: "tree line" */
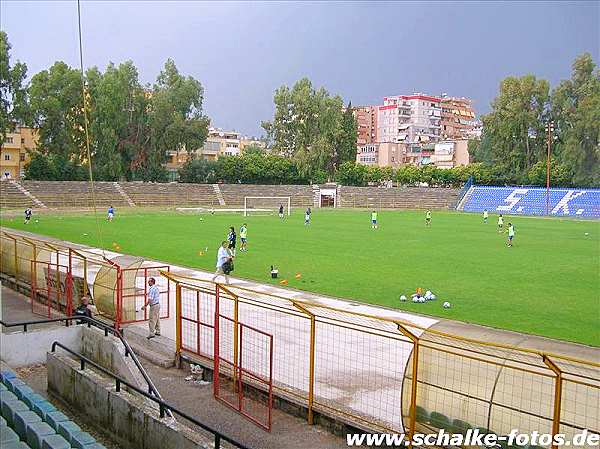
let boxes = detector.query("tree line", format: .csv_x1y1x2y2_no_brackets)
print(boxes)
1,31,209,182
470,53,599,187
2,29,598,187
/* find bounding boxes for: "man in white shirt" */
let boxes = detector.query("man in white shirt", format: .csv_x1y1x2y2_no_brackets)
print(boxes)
211,241,233,284
142,277,161,339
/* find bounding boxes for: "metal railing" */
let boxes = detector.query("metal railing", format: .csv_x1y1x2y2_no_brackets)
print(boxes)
50,341,252,449
0,315,169,418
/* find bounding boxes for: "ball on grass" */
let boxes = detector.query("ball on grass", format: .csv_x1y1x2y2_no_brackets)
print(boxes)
399,295,407,302
443,301,451,309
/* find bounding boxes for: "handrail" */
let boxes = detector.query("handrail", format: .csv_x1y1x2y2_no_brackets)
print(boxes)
0,315,171,418
51,341,252,449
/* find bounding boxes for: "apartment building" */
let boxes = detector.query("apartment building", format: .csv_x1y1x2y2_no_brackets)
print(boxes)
0,126,36,180
356,142,407,167
165,127,266,179
352,106,378,145
440,96,476,140
430,140,470,169
377,94,442,144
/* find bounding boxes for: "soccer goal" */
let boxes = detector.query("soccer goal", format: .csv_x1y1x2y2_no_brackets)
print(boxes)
244,196,291,217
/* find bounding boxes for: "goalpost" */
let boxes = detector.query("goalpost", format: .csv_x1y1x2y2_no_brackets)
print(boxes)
244,196,291,217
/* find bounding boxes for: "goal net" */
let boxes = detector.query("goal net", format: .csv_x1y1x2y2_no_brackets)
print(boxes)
244,197,291,217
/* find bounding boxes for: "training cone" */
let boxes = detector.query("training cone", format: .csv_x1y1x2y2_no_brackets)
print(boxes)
295,273,302,279
279,279,288,285
115,245,121,251
112,242,118,247
198,251,204,256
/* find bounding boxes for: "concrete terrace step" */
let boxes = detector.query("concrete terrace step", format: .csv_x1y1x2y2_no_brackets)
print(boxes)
122,326,176,368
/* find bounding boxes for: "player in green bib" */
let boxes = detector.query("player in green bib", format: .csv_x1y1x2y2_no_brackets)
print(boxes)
240,223,248,252
425,210,432,226
371,210,378,229
483,209,489,223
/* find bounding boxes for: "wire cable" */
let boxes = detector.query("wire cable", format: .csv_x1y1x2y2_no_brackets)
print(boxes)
76,0,105,257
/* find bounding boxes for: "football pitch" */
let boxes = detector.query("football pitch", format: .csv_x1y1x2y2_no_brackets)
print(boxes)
1,208,598,346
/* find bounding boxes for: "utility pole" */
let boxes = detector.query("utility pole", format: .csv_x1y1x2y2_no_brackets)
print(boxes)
545,120,555,215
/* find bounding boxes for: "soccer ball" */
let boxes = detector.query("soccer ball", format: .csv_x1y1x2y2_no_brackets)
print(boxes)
443,302,451,309
399,295,407,302
419,297,426,303
429,294,436,301
425,290,432,299
412,296,420,303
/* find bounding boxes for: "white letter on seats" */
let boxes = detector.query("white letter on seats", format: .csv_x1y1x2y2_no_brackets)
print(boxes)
551,191,586,215
497,189,529,212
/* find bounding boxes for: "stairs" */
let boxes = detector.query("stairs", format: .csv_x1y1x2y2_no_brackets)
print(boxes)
457,185,475,211
10,180,46,208
312,185,321,208
123,326,176,368
114,182,136,207
212,184,226,206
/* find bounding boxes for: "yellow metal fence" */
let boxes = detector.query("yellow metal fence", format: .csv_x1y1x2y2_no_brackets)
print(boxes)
168,274,599,447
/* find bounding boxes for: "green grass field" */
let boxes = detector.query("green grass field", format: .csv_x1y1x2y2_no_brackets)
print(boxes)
1,209,598,346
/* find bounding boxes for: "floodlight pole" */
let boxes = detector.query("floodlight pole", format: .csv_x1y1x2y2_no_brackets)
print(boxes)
545,120,554,216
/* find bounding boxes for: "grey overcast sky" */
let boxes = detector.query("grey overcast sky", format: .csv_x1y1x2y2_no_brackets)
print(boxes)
1,1,598,136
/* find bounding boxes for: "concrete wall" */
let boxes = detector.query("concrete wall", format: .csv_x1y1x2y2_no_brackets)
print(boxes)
48,352,213,449
0,325,81,367
80,326,146,390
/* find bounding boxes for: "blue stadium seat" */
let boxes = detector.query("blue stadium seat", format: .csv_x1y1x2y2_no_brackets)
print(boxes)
27,421,57,449
0,370,17,383
23,392,46,409
1,399,29,426
462,186,600,218
45,411,70,431
32,401,57,420
0,425,20,444
42,434,72,449
57,421,81,442
12,384,35,401
13,409,42,439
70,430,97,448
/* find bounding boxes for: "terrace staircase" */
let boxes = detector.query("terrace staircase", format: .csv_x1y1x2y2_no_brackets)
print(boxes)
212,184,226,206
457,186,475,211
10,180,46,208
312,185,320,208
114,182,136,207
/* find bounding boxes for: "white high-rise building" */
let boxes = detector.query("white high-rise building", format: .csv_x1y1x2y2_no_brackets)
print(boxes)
377,93,442,144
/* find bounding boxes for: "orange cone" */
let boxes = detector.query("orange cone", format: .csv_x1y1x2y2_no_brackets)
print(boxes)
295,273,302,279
279,279,288,286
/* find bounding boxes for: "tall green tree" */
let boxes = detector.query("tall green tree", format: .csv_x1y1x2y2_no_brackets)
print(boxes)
28,62,85,161
551,53,600,186
0,31,29,142
481,74,550,180
87,61,150,180
143,59,210,181
334,101,358,170
262,78,354,177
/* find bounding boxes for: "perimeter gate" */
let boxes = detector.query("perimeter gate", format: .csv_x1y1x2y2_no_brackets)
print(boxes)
175,282,274,431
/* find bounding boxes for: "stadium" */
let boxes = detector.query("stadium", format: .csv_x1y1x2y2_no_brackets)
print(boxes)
1,2,599,449
1,179,598,448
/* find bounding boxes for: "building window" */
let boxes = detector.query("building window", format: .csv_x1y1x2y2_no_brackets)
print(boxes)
5,137,13,144
4,154,10,161
21,138,25,144
20,153,25,162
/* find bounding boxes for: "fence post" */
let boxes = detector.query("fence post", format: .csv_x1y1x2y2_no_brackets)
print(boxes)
213,283,220,397
232,290,240,392
175,284,182,364
543,355,563,449
397,324,420,443
292,301,316,425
